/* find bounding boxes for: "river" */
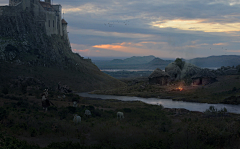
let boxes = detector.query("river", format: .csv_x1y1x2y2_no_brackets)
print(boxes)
77,93,240,114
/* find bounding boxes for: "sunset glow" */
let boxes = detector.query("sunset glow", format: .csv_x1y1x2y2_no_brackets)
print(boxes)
61,0,240,59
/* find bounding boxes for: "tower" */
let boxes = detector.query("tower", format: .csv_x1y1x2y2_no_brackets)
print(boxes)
9,0,22,6
45,0,51,4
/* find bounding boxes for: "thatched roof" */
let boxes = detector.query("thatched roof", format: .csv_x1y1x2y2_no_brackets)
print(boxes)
191,68,216,79
149,68,170,78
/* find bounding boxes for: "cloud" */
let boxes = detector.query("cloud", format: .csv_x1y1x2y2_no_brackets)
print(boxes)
72,49,89,53
68,27,155,39
53,0,240,58
151,19,240,33
62,3,108,14
213,43,228,45
92,43,147,54
227,50,240,52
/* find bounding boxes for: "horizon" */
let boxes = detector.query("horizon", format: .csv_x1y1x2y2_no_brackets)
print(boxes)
1,0,240,59
89,54,240,61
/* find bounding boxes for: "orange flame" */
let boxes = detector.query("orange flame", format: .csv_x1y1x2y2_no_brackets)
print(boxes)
176,87,183,91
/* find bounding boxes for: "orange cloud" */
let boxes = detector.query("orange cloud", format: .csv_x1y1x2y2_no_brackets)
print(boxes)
213,43,228,45
93,45,122,49
92,42,151,54
73,49,89,52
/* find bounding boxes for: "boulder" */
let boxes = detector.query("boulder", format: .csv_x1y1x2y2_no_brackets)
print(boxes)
180,63,201,79
165,62,181,80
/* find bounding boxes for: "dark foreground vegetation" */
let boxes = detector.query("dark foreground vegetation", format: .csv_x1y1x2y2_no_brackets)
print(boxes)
1,88,240,149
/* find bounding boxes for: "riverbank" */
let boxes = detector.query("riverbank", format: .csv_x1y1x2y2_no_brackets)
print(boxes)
92,75,240,105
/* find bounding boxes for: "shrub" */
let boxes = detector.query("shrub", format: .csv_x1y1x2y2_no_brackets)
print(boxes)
58,109,68,120
67,106,76,114
0,135,40,149
0,107,8,121
123,108,132,113
48,106,58,111
204,106,228,117
30,128,37,137
2,87,8,95
86,105,95,111
232,87,237,91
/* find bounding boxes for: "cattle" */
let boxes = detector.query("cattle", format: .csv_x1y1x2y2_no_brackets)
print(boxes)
73,114,81,124
85,109,91,117
73,101,78,107
117,112,124,119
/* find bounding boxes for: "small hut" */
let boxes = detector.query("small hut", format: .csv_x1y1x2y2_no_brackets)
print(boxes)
149,68,170,85
191,69,216,85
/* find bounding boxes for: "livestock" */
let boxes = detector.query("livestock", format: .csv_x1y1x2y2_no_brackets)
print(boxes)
73,114,81,124
85,109,91,117
73,101,78,107
117,112,124,119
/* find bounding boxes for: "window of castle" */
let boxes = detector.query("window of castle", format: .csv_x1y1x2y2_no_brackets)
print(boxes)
53,20,54,28
49,20,50,27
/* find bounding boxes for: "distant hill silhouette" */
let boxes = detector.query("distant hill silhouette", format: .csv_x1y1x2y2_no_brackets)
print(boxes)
187,55,240,68
93,56,172,70
94,55,240,70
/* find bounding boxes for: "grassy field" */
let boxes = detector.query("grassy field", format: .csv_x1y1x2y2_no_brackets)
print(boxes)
93,75,240,104
0,90,240,148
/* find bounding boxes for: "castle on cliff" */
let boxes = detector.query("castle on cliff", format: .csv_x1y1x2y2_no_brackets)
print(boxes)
0,0,69,43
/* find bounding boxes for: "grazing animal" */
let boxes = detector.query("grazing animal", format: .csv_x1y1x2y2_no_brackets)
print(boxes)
73,101,78,107
117,112,124,119
85,110,91,117
73,114,81,124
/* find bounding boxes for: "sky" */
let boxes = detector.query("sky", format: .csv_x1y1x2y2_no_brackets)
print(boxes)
1,0,240,60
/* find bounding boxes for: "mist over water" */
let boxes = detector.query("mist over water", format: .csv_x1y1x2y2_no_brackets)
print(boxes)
78,93,240,114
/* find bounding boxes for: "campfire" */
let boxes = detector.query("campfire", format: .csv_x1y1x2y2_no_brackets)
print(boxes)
172,87,184,91
176,87,184,91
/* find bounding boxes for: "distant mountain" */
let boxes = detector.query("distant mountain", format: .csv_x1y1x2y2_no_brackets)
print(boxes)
123,55,156,64
187,55,240,68
93,56,172,70
108,55,156,64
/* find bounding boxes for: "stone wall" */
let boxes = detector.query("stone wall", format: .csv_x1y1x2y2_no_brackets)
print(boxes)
1,1,64,37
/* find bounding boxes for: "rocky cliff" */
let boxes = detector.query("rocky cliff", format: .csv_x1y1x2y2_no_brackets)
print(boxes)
0,12,124,92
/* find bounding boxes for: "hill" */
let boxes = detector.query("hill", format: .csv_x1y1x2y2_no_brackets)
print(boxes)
0,12,124,92
187,55,240,68
93,56,172,70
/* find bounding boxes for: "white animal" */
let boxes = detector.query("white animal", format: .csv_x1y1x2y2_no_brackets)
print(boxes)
117,112,124,119
73,114,81,124
85,110,91,117
73,101,78,107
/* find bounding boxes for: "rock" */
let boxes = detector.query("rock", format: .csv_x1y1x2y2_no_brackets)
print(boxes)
165,62,182,80
180,63,201,79
165,62,201,80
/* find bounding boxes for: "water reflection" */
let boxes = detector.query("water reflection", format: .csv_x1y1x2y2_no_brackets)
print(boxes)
77,93,240,114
